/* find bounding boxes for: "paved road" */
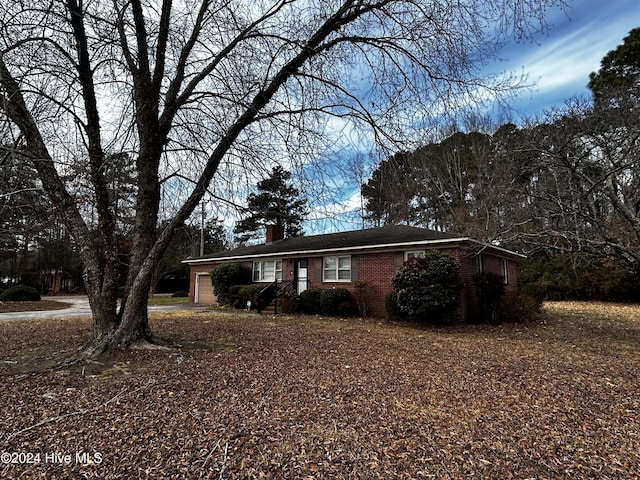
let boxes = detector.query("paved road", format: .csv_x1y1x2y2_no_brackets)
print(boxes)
0,296,203,322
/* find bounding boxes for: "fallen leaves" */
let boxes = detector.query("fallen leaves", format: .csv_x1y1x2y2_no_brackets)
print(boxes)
0,303,639,479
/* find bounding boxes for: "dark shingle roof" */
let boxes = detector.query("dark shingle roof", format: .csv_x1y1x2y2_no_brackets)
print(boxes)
184,225,471,263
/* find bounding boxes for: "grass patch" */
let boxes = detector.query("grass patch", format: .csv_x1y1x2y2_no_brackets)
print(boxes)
0,300,71,313
147,295,191,306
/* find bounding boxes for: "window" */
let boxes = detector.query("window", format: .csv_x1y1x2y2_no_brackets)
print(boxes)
502,259,509,285
405,250,425,260
473,254,484,275
324,255,351,281
253,260,282,282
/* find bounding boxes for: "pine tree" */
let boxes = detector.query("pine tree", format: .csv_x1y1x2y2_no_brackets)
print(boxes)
234,166,307,243
588,27,640,112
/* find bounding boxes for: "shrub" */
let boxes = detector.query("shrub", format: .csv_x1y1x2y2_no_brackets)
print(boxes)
498,291,542,323
473,273,506,324
384,291,402,321
391,251,459,323
319,288,353,316
231,285,263,309
0,285,41,302
276,288,299,314
172,290,189,298
210,263,250,306
517,259,640,303
353,281,371,316
299,288,322,314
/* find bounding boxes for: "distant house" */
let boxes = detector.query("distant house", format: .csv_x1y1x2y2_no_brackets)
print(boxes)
182,224,524,321
42,269,77,294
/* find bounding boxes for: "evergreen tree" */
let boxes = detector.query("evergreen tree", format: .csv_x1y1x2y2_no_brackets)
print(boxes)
234,166,307,243
588,27,640,112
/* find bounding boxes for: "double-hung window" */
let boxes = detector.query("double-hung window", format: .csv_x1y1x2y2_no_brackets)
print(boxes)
253,260,282,282
405,250,425,260
323,255,351,281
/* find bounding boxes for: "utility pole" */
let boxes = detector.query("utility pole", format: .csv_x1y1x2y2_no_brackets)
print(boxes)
200,200,205,257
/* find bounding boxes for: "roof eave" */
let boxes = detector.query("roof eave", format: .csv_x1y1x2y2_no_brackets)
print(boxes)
182,237,475,264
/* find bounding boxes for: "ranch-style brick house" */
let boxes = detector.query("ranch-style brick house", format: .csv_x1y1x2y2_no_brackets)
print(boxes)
183,224,524,321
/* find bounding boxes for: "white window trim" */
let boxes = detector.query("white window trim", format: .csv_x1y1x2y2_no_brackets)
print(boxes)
502,258,509,285
405,250,425,260
323,255,351,282
253,260,283,282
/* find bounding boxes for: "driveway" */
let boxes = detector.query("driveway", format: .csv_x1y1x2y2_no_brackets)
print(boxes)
0,296,205,322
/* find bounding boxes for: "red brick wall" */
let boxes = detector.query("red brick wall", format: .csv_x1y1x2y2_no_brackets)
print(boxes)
188,249,519,320
303,253,399,317
450,249,475,323
478,254,518,291
305,249,471,319
459,251,519,321
188,264,213,303
355,252,401,317
188,261,253,303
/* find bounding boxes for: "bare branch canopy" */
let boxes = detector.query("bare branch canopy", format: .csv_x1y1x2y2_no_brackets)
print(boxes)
0,0,566,355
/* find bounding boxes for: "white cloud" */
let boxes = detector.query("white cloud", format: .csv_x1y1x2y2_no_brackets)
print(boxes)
521,20,635,92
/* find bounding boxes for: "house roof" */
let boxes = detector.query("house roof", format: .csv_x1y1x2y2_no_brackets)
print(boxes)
183,225,525,264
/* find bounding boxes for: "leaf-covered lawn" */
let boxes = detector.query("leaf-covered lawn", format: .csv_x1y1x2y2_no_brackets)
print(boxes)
1,302,639,479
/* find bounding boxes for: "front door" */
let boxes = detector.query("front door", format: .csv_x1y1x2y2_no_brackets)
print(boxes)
296,259,308,294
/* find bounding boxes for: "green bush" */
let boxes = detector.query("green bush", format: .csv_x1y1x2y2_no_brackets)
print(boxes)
299,288,322,314
231,285,263,309
391,251,459,323
172,290,188,298
210,263,250,306
319,288,353,316
0,285,41,302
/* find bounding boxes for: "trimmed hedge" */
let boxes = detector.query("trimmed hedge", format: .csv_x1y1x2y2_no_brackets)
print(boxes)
0,285,41,302
299,288,322,314
299,288,353,316
320,288,353,316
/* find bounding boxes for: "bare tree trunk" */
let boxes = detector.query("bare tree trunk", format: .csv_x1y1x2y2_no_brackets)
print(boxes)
2,0,569,360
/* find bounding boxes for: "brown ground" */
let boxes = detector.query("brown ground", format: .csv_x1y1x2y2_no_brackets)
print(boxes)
1,302,639,479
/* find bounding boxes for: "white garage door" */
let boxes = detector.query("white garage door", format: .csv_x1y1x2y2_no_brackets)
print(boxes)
195,273,217,304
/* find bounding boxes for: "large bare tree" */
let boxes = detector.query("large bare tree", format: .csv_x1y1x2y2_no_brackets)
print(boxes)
0,0,565,356
524,98,640,273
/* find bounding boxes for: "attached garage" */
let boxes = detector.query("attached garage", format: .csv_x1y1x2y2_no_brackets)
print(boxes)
194,272,216,304
183,225,524,319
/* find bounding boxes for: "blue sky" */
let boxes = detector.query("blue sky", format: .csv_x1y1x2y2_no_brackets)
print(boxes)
305,2,639,233
494,0,639,118
216,1,640,237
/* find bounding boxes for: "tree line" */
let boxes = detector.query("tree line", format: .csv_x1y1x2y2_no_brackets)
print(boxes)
362,28,640,287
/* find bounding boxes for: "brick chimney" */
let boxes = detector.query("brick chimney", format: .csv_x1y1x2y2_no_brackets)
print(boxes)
265,224,285,244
